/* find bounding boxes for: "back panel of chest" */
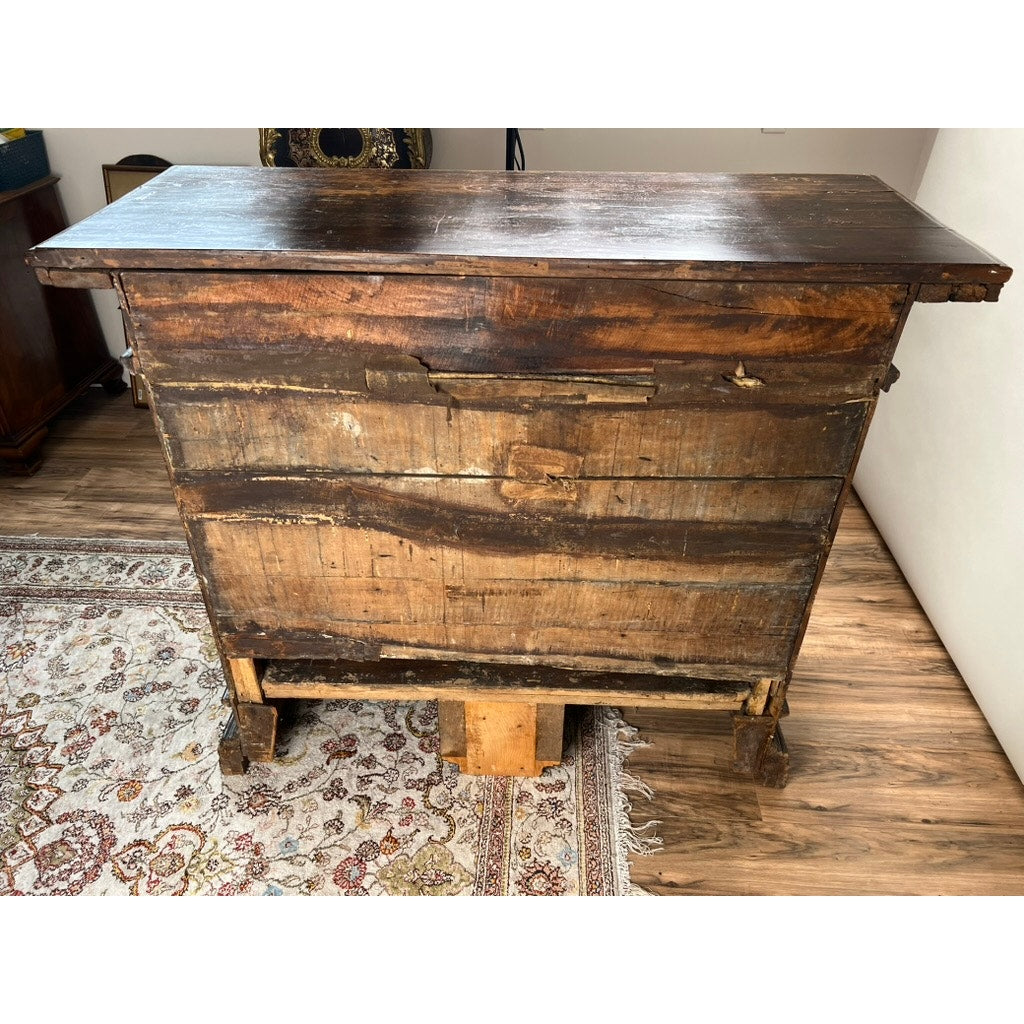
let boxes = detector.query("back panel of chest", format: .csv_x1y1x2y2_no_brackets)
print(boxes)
123,271,907,683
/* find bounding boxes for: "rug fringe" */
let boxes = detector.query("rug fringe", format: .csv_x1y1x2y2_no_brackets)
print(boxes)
599,709,662,896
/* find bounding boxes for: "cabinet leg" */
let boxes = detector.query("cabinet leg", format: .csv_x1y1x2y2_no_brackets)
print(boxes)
733,678,790,788
1,426,47,476
732,713,790,787
439,700,564,777
225,657,277,764
218,710,248,775
235,702,279,763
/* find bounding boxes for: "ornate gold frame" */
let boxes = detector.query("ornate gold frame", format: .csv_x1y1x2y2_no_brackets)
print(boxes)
258,129,431,169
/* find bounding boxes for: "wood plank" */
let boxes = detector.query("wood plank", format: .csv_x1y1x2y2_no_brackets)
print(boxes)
28,167,1011,288
125,274,907,371
141,351,893,407
259,658,750,709
464,702,539,776
226,657,264,703
204,571,807,635
182,479,834,586
216,610,799,674
154,392,868,479
193,518,817,588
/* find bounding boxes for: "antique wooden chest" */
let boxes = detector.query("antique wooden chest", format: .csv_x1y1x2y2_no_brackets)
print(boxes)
28,167,1011,784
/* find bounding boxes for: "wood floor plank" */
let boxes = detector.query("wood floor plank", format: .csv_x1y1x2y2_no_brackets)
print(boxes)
3,385,1023,895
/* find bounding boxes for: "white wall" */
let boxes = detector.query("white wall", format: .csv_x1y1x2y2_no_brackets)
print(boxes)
855,129,1024,780
40,128,934,356
433,129,935,196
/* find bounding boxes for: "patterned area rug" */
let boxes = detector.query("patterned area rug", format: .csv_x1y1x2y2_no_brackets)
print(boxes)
0,536,657,895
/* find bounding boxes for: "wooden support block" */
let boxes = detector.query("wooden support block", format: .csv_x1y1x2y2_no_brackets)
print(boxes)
466,702,537,776
218,710,248,775
227,657,265,703
535,704,566,765
439,700,565,776
732,711,791,788
758,726,790,789
437,701,468,770
236,701,278,762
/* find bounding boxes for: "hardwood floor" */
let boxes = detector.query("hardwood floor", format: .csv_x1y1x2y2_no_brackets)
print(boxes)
4,386,1023,895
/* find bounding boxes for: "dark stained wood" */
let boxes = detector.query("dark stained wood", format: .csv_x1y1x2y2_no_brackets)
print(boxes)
260,657,752,707
124,274,908,371
218,710,247,775
180,477,831,570
23,170,1011,784
0,176,124,473
28,167,1011,289
235,701,278,762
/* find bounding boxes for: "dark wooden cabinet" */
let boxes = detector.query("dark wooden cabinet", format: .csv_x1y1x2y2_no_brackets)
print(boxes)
26,167,1012,783
0,176,124,473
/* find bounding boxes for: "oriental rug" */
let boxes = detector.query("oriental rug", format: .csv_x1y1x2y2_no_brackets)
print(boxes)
0,536,658,896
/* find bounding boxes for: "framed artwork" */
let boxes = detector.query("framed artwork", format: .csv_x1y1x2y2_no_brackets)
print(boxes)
102,156,171,407
259,129,432,169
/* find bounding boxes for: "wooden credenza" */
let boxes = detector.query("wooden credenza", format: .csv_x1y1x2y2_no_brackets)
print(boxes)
1,176,124,473
27,167,1011,783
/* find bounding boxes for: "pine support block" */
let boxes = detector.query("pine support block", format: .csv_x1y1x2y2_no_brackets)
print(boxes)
439,700,565,777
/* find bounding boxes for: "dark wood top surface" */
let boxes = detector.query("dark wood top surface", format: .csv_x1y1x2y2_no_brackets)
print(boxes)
27,166,1011,286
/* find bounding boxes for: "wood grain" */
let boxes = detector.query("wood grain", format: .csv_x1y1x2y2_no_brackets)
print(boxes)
154,391,868,479
226,657,264,703
124,273,908,371
464,702,543,776
27,167,1011,289
623,499,1024,895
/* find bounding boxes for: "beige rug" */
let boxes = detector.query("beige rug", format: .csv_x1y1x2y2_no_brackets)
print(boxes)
0,536,658,895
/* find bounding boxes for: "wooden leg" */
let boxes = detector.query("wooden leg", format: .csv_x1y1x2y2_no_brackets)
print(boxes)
439,701,565,776
225,657,278,764
1,426,48,476
236,702,279,763
218,710,248,775
733,678,791,788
